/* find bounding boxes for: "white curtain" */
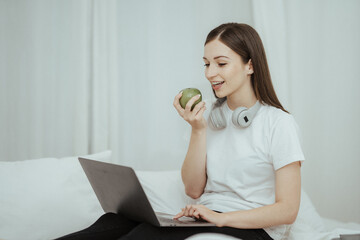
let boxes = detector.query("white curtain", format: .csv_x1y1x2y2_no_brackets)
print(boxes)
251,0,360,223
252,0,290,107
1,0,359,223
0,0,254,170
0,0,92,160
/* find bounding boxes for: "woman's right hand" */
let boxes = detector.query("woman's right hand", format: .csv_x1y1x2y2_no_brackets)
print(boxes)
173,91,207,131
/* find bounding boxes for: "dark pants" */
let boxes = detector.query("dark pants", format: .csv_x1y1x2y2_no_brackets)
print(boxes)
55,213,273,240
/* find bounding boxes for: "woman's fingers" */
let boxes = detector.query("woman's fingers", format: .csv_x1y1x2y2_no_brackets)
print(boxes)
173,208,185,220
182,205,191,217
173,92,185,116
173,212,184,220
193,101,206,116
185,94,201,112
189,207,196,216
174,205,205,221
185,205,197,217
195,104,206,119
193,210,200,219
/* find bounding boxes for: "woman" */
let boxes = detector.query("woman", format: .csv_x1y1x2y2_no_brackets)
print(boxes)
56,23,304,240
172,22,304,240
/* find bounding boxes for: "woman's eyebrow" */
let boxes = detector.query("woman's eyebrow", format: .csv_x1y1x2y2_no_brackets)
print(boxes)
203,56,230,60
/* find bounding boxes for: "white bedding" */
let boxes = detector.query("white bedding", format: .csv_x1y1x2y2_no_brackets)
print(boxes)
0,151,359,240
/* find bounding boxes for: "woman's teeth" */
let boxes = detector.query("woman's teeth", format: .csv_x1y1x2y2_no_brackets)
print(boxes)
212,81,224,85
212,81,224,90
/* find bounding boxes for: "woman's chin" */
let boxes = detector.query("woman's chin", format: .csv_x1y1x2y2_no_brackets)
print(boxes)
215,91,226,99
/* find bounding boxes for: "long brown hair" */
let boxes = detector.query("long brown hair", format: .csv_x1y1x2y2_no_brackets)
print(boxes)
205,23,288,113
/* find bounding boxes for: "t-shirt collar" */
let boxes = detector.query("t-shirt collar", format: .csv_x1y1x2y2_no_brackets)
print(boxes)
223,99,233,115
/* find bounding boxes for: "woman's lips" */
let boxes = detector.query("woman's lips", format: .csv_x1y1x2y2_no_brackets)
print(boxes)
212,82,224,90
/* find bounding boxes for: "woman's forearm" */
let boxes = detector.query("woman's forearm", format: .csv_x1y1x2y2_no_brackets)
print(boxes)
220,202,299,229
181,128,207,199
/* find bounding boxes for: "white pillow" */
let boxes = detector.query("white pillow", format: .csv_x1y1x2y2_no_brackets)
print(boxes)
135,170,195,215
0,151,111,240
0,152,327,240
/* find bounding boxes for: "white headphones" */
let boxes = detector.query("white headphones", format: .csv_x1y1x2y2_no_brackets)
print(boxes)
208,100,261,130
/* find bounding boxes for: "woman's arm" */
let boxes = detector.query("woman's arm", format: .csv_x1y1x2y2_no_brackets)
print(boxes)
174,161,301,227
173,92,208,199
181,128,207,199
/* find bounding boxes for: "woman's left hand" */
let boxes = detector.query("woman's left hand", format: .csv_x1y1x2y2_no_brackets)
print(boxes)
173,205,225,227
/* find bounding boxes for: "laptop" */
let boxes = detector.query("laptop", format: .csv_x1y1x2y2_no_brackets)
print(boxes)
78,157,215,227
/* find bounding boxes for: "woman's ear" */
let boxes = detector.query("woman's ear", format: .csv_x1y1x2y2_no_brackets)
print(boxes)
247,59,254,75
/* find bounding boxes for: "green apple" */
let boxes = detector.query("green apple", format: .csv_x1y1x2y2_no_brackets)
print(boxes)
179,88,202,110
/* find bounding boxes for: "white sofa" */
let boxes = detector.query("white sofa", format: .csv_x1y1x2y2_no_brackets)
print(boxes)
0,151,359,240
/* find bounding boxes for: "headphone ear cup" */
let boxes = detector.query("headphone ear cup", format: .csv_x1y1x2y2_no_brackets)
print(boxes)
232,107,251,128
209,107,227,130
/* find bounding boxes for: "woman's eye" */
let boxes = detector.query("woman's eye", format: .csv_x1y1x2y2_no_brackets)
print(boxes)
203,63,226,67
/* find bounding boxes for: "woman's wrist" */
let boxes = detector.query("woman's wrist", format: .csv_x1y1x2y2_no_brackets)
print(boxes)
191,127,206,135
216,212,229,227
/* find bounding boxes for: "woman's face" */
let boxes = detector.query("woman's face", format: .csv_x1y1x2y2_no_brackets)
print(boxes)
203,39,253,99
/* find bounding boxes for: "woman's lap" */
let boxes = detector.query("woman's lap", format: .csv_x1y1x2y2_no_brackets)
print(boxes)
119,221,271,240
55,213,272,240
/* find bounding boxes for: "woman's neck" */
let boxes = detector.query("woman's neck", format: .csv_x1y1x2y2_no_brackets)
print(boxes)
226,85,257,110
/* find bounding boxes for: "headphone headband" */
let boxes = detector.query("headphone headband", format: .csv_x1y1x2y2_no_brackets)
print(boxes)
209,100,261,130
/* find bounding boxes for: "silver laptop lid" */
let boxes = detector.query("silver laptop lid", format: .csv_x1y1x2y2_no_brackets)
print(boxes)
78,157,160,226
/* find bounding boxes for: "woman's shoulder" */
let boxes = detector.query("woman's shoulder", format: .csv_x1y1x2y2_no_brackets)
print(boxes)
259,103,296,127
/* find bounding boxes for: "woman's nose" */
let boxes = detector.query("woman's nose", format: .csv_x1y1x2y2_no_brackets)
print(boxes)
205,65,218,79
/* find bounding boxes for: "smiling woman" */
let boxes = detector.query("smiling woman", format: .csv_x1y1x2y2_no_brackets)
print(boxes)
203,23,287,113
204,41,253,101
172,23,304,240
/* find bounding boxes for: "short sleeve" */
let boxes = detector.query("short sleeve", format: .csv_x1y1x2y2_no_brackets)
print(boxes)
269,114,305,171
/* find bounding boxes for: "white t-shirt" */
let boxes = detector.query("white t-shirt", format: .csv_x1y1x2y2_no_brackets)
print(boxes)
198,100,305,240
